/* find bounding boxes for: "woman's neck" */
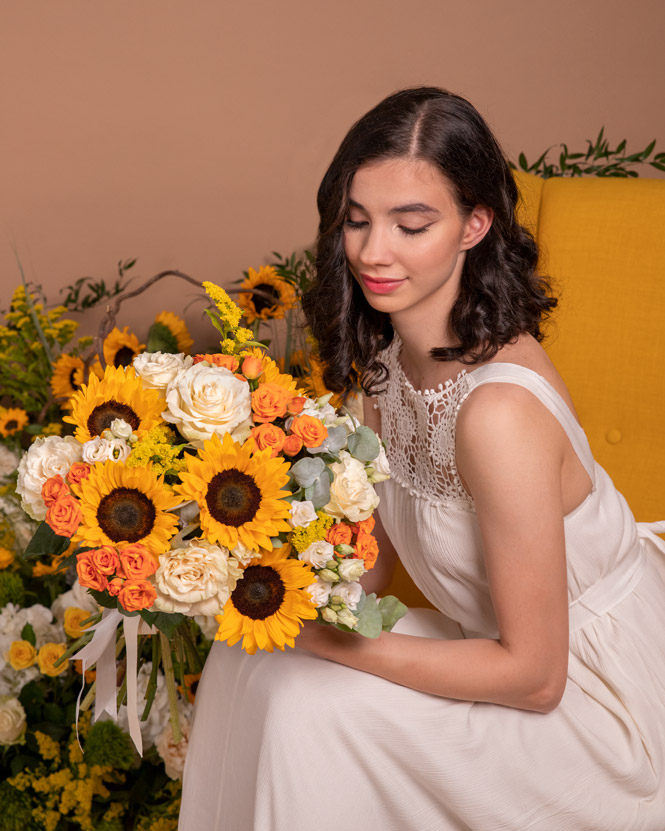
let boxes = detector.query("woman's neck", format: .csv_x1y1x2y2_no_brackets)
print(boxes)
392,317,464,391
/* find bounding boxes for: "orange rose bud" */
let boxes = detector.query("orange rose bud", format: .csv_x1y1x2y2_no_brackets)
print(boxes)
194,353,240,372
108,577,124,597
251,423,286,457
67,462,91,485
117,579,157,612
46,494,82,537
354,516,376,535
76,551,109,592
282,434,304,456
289,415,328,448
354,532,379,570
251,383,291,423
286,396,307,415
241,355,264,380
41,475,70,507
118,543,158,580
90,545,121,576
326,523,354,546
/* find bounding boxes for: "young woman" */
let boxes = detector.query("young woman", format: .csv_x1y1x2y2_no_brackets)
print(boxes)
180,88,665,830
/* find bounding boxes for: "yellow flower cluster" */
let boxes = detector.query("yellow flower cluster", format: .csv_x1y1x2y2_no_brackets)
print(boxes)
289,511,335,553
35,730,61,762
203,281,242,329
127,423,187,476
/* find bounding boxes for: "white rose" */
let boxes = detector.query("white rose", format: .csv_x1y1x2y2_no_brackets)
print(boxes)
156,715,191,780
0,696,27,745
107,438,131,462
298,540,335,569
332,580,363,610
325,451,380,522
367,444,391,484
16,435,82,520
337,559,366,582
336,608,359,628
133,351,193,391
305,577,332,608
288,500,318,529
162,363,252,444
109,418,134,440
81,437,113,464
230,541,255,566
153,541,243,616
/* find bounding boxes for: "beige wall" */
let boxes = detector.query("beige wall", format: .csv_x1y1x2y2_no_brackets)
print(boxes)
2,0,664,348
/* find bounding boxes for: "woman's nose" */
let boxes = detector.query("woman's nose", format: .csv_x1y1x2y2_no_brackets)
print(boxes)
358,226,394,267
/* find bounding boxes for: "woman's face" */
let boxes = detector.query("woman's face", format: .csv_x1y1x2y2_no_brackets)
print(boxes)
343,157,490,327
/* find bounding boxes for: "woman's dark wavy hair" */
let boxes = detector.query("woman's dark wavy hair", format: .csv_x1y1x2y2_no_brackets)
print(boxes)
301,86,557,400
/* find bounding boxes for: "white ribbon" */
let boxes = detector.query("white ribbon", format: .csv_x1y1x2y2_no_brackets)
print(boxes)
123,614,143,756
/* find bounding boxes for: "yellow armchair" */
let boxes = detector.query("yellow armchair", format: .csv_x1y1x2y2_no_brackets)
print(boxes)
386,170,665,608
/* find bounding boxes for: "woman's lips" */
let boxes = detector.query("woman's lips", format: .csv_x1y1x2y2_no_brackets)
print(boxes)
360,274,406,294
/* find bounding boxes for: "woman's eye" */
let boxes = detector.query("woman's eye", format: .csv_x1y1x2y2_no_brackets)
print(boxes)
344,219,368,230
399,225,430,236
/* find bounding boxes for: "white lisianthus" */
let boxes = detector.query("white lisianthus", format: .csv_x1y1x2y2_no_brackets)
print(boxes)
298,540,335,569
109,418,134,440
320,606,338,623
230,541,255,566
16,435,82,520
333,580,363,610
108,438,131,462
367,444,391,484
301,397,343,427
133,351,193,391
305,577,333,608
325,451,380,522
338,559,366,582
162,363,252,445
336,608,359,628
153,541,243,616
288,500,318,529
0,696,27,745
316,568,339,584
156,714,191,780
81,437,113,464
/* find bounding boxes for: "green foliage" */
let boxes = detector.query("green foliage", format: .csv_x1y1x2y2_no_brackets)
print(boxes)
513,128,665,179
22,521,71,560
0,781,42,831
59,257,136,312
0,571,25,608
84,720,135,770
146,321,180,353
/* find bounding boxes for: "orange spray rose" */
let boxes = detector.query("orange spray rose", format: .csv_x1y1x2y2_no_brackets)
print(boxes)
250,423,286,457
41,475,70,507
289,415,328,448
118,580,157,612
46,494,82,537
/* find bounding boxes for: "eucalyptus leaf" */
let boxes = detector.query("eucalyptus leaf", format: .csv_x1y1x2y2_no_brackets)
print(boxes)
290,456,326,488
352,599,383,638
304,472,331,509
347,425,380,462
378,595,409,631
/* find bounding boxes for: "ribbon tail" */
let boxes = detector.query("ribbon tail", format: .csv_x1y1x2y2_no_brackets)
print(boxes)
123,615,143,757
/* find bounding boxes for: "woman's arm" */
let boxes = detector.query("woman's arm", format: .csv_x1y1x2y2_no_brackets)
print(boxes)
296,384,570,714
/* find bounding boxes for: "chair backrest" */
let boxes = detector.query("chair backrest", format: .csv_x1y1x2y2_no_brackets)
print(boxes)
514,170,665,521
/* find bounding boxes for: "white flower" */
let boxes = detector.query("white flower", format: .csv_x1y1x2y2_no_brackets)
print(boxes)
320,606,338,623
298,540,335,569
230,541,255,566
81,437,113,464
0,696,27,745
133,351,193,391
16,436,82,520
336,608,359,628
51,580,99,622
107,438,131,462
153,541,243,616
305,577,332,608
0,446,19,479
301,397,343,427
156,714,191,780
193,615,220,640
367,444,391,483
332,580,363,610
162,363,252,445
338,559,366,582
325,450,380,522
288,500,318,529
109,418,134,440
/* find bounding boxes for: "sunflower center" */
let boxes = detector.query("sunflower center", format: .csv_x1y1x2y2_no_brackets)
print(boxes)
252,283,280,314
206,469,261,527
113,346,137,368
231,565,286,619
97,487,156,543
87,401,141,437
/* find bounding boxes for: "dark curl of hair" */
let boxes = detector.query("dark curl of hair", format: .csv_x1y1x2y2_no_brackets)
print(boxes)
301,87,557,400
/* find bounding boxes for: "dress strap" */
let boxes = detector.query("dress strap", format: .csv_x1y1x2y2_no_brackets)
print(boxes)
463,363,596,484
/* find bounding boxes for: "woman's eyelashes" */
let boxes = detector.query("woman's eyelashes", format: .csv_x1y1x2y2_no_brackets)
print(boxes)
343,219,432,236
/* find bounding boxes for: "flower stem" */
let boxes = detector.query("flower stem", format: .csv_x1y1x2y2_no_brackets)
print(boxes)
159,631,182,744
142,636,161,720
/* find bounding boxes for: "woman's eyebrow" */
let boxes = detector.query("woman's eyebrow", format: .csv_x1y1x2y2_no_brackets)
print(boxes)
348,198,439,215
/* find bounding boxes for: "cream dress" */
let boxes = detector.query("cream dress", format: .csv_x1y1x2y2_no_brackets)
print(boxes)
179,338,665,830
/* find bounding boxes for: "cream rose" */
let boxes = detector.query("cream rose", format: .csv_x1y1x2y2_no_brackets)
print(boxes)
153,541,243,616
0,696,27,745
133,351,193,391
162,363,252,444
325,451,380,522
298,540,335,569
16,436,82,520
288,500,318,529
332,580,363,610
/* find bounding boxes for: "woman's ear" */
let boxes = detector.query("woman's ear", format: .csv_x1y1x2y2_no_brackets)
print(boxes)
461,205,494,251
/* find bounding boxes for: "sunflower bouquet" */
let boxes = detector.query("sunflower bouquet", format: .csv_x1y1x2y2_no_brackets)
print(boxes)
15,280,404,751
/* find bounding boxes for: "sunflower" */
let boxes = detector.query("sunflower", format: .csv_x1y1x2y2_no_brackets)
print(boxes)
103,326,145,368
259,354,303,397
175,432,292,552
72,459,180,556
215,545,317,653
238,266,296,324
304,354,345,409
0,407,29,437
64,365,164,444
147,311,194,355
51,354,104,405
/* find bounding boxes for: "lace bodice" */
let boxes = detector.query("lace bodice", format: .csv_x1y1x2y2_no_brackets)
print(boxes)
377,336,474,507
